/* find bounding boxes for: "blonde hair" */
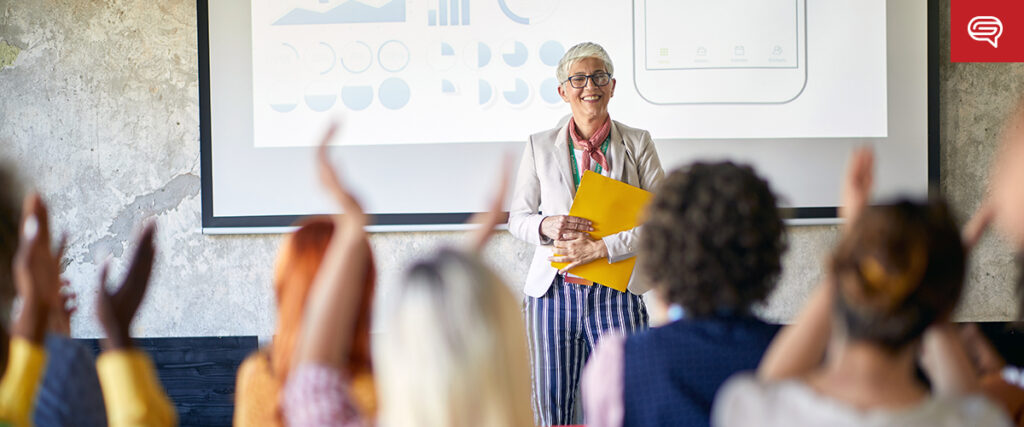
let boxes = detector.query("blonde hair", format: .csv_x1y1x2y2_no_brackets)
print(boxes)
375,249,532,427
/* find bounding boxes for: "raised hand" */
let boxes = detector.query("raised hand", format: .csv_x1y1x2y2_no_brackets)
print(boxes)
317,121,368,236
295,121,375,368
839,146,874,225
467,154,514,252
12,193,63,343
96,223,156,350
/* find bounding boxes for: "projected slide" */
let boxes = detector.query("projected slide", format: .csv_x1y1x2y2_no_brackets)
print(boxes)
250,0,887,147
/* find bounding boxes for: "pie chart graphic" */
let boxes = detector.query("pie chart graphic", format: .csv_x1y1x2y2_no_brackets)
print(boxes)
428,41,458,71
478,80,493,105
539,41,564,67
304,80,338,112
503,78,530,105
540,78,560,104
502,41,528,67
378,40,410,72
308,42,337,75
339,41,373,73
269,83,299,113
463,41,491,69
341,85,373,111
379,77,411,110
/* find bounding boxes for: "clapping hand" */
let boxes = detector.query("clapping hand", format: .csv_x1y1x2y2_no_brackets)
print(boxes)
12,194,63,344
96,223,156,351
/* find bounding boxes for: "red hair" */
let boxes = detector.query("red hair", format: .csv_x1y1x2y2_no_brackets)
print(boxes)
270,217,376,383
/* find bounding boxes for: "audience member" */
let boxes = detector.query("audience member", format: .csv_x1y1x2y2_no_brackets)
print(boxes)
234,216,376,426
280,124,532,427
713,149,1010,426
582,162,786,427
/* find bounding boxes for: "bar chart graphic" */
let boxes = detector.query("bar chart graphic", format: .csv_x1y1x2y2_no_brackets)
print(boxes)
428,0,470,26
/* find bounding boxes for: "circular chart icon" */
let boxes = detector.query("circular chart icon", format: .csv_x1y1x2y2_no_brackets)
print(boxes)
304,79,338,112
540,78,561,105
341,85,373,111
306,42,337,75
268,42,301,80
539,41,565,67
379,77,411,110
463,41,492,69
269,83,299,113
427,41,458,72
378,40,410,73
502,40,528,67
497,0,559,25
478,80,497,108
340,41,373,73
502,78,531,106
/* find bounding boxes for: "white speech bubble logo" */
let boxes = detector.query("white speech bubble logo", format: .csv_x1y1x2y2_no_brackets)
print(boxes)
969,16,1003,48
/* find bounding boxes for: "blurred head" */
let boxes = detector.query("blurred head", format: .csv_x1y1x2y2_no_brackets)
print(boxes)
0,166,21,326
830,199,965,353
376,248,532,427
640,162,787,318
557,42,616,123
271,217,375,384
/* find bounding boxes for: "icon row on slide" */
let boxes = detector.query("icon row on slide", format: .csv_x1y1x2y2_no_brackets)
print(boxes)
270,77,411,113
444,77,561,106
267,74,562,114
273,40,411,76
431,40,564,71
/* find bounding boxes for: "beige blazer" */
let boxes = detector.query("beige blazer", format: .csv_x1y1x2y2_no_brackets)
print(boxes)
508,120,665,298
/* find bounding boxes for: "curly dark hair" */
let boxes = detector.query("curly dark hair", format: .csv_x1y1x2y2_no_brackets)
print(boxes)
831,199,964,352
639,162,787,317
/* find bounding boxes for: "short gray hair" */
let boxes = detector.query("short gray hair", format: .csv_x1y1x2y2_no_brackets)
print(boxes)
556,42,614,84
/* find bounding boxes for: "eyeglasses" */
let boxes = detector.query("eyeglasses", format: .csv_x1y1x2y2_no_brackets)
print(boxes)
563,72,612,89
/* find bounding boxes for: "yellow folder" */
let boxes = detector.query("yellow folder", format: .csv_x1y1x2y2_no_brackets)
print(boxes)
551,170,653,292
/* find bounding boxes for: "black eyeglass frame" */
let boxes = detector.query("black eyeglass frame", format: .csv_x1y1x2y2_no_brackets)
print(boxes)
562,72,613,89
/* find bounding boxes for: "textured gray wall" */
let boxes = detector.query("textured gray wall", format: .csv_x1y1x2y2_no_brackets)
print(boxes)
0,1,1017,338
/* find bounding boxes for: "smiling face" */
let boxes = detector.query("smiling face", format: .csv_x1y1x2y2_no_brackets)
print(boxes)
558,56,616,123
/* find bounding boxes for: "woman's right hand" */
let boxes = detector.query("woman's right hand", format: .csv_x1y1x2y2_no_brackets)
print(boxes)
541,215,593,241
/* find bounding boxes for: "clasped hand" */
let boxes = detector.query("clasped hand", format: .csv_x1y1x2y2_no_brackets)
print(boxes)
542,216,607,274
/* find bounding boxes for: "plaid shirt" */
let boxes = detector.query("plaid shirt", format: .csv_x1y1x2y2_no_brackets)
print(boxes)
282,364,368,427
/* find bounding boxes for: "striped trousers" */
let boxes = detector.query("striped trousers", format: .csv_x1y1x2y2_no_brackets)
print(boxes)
524,275,649,426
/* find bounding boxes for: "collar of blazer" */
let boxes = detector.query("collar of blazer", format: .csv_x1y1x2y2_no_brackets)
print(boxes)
554,119,627,199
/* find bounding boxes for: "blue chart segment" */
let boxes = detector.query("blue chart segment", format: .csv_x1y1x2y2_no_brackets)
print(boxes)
478,80,492,105
429,0,470,26
539,41,564,67
478,43,491,67
379,78,411,110
503,78,529,105
540,78,560,104
274,0,407,25
503,41,528,67
341,86,373,111
304,81,337,112
441,79,456,93
497,0,528,24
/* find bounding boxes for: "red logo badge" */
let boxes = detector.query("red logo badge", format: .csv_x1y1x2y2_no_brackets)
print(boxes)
952,0,1024,62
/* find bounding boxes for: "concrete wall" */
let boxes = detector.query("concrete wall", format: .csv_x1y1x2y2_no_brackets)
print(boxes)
0,0,1018,338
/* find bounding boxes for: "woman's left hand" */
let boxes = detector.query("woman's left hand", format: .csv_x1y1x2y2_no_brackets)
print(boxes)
549,231,608,274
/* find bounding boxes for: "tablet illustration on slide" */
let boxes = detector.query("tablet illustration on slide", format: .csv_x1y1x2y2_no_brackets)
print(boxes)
633,0,807,104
